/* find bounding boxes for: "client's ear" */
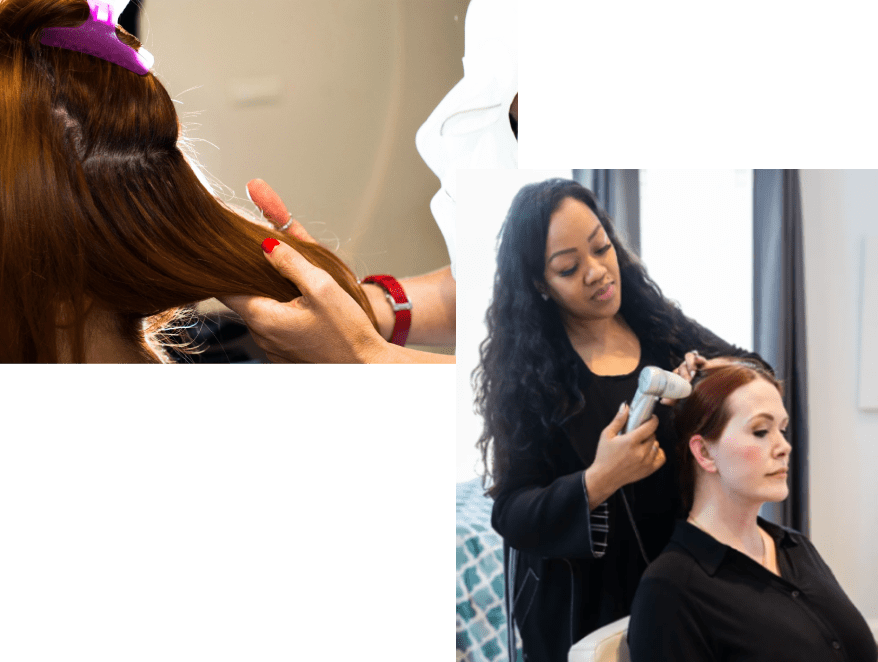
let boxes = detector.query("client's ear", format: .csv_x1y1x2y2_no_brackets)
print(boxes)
689,435,717,473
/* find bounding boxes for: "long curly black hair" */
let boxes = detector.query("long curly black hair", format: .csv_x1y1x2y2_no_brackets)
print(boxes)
473,178,743,498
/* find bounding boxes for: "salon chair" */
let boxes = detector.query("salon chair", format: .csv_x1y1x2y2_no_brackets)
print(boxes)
569,616,878,662
568,616,630,662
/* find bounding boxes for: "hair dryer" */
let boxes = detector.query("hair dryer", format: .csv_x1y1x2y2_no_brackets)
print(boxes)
617,366,693,566
625,366,693,433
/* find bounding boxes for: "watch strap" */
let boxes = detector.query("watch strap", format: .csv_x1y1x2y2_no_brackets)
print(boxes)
361,274,412,346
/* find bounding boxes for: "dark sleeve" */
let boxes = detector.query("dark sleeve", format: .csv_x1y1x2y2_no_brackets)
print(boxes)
492,468,604,559
627,575,715,662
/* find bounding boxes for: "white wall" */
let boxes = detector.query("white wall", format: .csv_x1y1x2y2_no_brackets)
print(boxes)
142,0,467,282
801,169,878,620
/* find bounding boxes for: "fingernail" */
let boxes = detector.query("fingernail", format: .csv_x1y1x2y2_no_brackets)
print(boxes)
619,402,627,413
262,238,280,254
245,184,253,203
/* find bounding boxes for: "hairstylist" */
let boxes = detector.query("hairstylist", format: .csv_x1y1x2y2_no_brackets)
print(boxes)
220,0,517,363
472,179,773,662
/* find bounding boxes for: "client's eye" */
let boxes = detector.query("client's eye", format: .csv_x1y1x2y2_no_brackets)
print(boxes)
559,265,577,277
596,243,613,256
754,430,768,438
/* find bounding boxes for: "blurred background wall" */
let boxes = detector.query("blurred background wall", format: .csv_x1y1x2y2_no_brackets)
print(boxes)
800,169,878,620
141,0,468,282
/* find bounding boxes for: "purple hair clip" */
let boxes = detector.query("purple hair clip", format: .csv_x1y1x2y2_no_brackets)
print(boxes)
40,0,154,75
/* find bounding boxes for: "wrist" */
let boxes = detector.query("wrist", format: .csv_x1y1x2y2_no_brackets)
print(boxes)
362,283,395,340
584,464,615,511
358,336,404,364
360,275,411,346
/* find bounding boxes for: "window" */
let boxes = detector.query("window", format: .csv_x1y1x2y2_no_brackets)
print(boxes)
639,169,754,351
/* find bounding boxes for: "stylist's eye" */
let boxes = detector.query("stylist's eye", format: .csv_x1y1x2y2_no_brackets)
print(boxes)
596,243,612,256
754,430,768,438
559,265,577,277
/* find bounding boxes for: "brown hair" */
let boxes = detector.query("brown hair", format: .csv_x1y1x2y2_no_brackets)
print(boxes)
0,0,376,362
673,359,784,513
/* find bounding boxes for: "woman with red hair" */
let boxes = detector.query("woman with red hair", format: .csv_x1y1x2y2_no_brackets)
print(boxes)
627,360,877,661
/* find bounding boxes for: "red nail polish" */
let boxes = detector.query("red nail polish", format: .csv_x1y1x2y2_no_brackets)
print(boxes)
262,238,280,254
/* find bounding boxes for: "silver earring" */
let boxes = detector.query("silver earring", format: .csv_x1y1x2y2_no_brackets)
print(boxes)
541,293,549,301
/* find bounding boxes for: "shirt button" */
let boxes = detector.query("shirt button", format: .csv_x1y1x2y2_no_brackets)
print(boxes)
791,590,800,598
831,641,841,650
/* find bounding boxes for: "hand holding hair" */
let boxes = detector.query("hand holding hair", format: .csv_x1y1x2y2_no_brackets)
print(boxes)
659,350,730,405
226,178,455,363
246,178,315,243
220,239,386,363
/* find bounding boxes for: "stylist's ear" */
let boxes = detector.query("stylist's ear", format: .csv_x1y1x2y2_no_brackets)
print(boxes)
533,280,549,302
689,435,717,473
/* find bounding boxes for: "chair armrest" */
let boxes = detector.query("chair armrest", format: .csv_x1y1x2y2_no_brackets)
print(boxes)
569,616,631,662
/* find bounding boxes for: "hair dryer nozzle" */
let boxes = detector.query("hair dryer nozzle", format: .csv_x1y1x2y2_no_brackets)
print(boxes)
625,367,693,433
637,366,692,399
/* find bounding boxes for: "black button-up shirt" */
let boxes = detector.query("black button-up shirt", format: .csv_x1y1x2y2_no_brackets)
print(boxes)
627,517,877,661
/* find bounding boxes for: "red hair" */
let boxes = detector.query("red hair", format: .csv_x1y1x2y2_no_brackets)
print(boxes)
0,0,376,362
673,359,783,512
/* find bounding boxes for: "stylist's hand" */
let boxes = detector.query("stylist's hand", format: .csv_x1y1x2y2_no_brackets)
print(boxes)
660,350,737,405
221,239,386,363
589,404,664,497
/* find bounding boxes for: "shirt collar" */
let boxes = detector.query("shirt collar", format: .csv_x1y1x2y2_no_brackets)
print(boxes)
673,516,798,576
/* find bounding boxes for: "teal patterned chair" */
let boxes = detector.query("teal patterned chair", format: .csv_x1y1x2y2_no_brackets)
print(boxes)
456,478,522,662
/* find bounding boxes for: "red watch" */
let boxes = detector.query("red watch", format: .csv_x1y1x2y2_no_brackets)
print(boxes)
361,274,412,347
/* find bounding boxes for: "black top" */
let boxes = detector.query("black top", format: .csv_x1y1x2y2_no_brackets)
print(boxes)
627,518,878,662
492,329,766,662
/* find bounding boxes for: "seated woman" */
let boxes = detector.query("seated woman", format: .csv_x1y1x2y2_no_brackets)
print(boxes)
627,360,877,661
0,0,375,362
